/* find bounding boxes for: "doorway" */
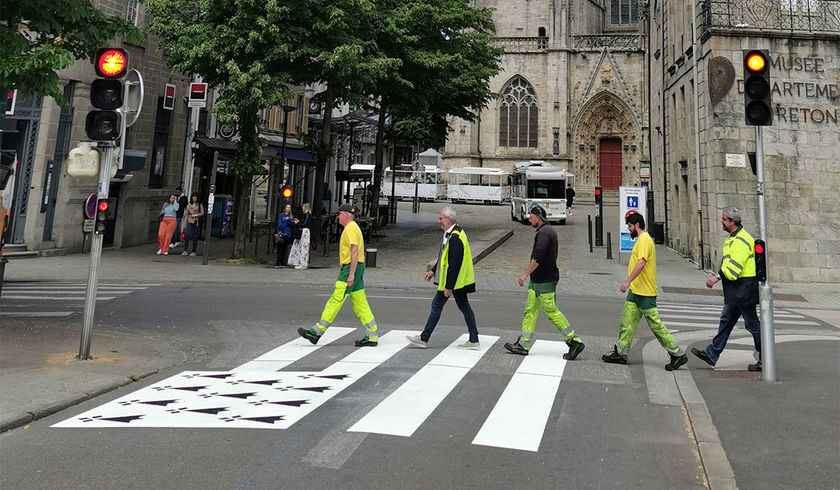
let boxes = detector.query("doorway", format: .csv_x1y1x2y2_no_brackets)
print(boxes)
599,137,622,190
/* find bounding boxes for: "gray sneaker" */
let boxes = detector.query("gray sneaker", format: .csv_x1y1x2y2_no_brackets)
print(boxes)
406,335,427,348
457,341,480,350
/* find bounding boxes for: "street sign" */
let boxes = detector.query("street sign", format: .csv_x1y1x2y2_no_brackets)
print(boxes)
218,123,236,139
188,83,207,108
162,83,176,111
618,186,648,253
5,90,16,115
123,69,144,128
83,219,95,233
84,193,98,219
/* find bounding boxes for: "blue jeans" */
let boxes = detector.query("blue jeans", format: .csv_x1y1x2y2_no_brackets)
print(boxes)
704,303,762,363
185,222,200,253
421,290,479,343
171,217,183,244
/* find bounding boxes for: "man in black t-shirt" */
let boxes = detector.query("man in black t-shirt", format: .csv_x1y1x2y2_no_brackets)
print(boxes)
566,184,576,216
504,205,586,360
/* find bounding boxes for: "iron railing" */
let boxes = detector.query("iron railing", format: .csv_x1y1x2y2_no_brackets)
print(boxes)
698,0,840,33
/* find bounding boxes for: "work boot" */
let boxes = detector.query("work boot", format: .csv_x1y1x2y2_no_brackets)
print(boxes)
354,337,378,347
601,345,628,365
563,338,585,360
665,353,688,371
504,341,529,356
298,327,320,345
691,347,716,367
747,361,762,372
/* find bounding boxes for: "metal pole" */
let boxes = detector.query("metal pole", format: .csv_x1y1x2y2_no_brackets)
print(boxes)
79,144,113,360
691,0,704,269
606,232,613,260
588,215,593,253
755,126,776,382
0,257,7,300
202,151,219,265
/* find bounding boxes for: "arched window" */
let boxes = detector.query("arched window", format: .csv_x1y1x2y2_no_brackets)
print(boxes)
499,76,538,148
610,0,639,25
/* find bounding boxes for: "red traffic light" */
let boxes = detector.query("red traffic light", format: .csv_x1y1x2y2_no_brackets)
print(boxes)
594,188,601,196
98,201,109,212
282,187,293,199
754,243,764,254
95,48,127,78
746,53,766,72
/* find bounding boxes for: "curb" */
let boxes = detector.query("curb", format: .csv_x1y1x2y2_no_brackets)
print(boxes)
0,368,164,434
425,228,513,271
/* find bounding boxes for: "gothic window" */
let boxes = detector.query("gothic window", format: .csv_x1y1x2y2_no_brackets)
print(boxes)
499,76,538,148
610,0,639,25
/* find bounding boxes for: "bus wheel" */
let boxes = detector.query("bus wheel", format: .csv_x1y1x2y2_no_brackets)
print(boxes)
510,207,517,221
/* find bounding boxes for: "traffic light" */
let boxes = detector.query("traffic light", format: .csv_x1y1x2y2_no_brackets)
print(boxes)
95,199,109,235
743,50,772,126
754,239,767,282
282,187,293,199
594,186,602,208
86,48,128,140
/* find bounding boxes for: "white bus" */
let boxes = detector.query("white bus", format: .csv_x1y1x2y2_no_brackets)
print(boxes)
510,161,575,224
381,165,446,201
447,167,511,204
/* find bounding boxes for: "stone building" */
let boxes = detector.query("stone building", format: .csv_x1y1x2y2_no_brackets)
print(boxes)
444,0,651,192
651,0,840,282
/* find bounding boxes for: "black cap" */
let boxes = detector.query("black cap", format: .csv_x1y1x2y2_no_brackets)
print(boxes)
337,204,355,214
529,205,547,222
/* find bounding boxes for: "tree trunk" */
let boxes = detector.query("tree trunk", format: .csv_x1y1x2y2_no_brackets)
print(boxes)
371,98,388,218
231,175,250,259
312,85,335,224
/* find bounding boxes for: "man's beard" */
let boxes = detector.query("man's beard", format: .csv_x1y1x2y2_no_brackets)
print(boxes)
630,228,637,239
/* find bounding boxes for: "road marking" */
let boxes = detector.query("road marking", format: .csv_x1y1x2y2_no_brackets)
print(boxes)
1,295,116,301
314,294,482,302
0,311,73,317
657,307,803,319
666,319,819,328
472,340,568,452
348,334,498,437
235,327,355,371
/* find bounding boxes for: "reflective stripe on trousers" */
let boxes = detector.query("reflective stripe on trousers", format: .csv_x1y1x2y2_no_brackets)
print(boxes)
315,281,378,340
518,289,578,349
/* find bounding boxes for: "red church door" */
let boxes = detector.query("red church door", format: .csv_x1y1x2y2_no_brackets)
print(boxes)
599,138,622,190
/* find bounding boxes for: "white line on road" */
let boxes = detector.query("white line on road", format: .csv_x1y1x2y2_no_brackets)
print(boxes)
348,334,498,437
1,296,116,301
0,312,73,317
235,327,355,371
472,340,568,452
313,294,483,301
666,319,819,328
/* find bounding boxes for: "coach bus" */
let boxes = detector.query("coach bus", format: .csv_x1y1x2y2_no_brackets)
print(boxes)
381,165,446,201
510,161,574,224
447,167,510,204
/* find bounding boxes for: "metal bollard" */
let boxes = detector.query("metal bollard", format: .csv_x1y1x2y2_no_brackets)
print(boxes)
0,257,7,300
606,232,613,260
588,216,593,253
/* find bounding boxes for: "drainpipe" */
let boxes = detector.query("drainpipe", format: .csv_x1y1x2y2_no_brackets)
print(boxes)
691,0,704,269
661,5,669,244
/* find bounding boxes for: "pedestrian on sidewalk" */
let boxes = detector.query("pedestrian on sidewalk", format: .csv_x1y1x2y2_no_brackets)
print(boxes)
566,184,575,216
602,212,687,370
157,195,179,255
169,186,188,249
298,204,379,347
504,205,585,360
691,207,763,371
407,207,480,350
180,193,204,256
322,183,332,215
288,203,312,269
275,204,297,268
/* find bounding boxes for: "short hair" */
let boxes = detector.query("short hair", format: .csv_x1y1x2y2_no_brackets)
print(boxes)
722,206,742,225
176,186,183,191
625,212,646,229
441,207,457,221
302,202,311,212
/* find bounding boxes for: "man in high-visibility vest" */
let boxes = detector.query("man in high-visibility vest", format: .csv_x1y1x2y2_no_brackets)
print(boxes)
298,204,379,347
504,205,585,360
407,207,480,349
692,207,762,371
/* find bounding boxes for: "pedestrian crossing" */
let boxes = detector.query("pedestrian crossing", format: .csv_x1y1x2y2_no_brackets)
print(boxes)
0,282,161,319
656,301,818,329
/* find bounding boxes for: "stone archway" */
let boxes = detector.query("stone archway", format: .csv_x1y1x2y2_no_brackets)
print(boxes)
572,91,639,190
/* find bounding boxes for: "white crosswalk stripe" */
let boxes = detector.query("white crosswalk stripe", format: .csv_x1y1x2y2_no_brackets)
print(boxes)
0,282,159,319
656,301,817,327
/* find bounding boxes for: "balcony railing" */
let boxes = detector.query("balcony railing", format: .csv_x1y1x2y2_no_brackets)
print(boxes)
698,0,840,33
491,37,548,53
572,35,645,51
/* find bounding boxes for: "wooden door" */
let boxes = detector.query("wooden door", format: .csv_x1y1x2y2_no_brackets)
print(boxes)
599,138,622,190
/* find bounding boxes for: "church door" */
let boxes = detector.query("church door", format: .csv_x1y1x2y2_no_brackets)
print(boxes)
599,138,622,190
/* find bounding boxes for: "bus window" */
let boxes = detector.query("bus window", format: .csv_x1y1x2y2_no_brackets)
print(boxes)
528,180,566,199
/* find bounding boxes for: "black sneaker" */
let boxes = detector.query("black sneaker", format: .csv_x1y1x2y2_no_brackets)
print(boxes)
691,347,716,367
747,361,762,372
563,339,585,360
601,346,628,365
354,337,378,347
298,327,320,345
665,354,688,371
504,341,529,356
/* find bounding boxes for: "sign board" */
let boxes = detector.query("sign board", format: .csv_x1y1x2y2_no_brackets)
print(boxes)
218,123,236,139
725,153,747,168
618,186,648,253
640,167,651,179
122,69,144,128
162,83,176,111
188,83,208,108
5,90,16,115
84,193,98,219
83,219,95,233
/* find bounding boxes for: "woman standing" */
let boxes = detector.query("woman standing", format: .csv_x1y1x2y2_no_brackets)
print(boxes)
288,203,312,269
275,204,298,268
157,195,179,255
181,193,204,256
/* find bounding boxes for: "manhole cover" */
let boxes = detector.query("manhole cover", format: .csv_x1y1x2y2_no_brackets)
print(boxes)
704,371,761,379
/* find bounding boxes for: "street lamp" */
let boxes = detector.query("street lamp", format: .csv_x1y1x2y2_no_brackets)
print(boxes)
273,103,297,232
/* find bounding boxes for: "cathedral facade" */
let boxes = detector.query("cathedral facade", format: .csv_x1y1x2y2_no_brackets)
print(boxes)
444,0,650,192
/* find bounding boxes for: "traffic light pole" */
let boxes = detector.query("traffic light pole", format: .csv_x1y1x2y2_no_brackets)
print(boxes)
755,126,776,382
79,143,113,360
202,151,219,265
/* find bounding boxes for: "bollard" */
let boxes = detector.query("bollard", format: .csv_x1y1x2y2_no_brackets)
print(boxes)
0,257,7,300
588,216,593,253
606,232,613,260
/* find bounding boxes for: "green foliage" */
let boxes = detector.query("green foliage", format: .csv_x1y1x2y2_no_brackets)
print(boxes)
0,0,140,105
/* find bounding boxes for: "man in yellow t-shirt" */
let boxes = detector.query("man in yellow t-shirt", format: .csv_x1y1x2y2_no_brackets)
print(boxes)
602,212,687,371
298,204,379,347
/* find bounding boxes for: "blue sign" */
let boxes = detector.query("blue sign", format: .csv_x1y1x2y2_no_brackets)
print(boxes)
627,196,638,208
620,232,636,252
84,193,98,219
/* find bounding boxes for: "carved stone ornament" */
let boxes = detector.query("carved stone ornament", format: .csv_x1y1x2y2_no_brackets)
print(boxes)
708,57,735,106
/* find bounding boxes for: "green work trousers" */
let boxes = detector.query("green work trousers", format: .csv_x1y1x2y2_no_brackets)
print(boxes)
517,284,580,350
616,298,681,357
313,264,378,340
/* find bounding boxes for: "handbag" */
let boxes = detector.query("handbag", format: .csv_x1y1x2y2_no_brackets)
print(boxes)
157,212,165,221
274,233,290,245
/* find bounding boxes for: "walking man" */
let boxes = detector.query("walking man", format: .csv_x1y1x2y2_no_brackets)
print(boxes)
504,205,585,360
170,186,188,249
298,204,379,347
602,212,687,370
691,207,762,371
565,184,575,216
407,207,480,350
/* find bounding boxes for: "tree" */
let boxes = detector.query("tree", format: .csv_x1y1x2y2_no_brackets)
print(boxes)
147,0,297,258
0,0,139,106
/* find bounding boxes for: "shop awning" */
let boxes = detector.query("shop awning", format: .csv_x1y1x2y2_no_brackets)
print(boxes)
279,147,315,166
194,136,237,154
